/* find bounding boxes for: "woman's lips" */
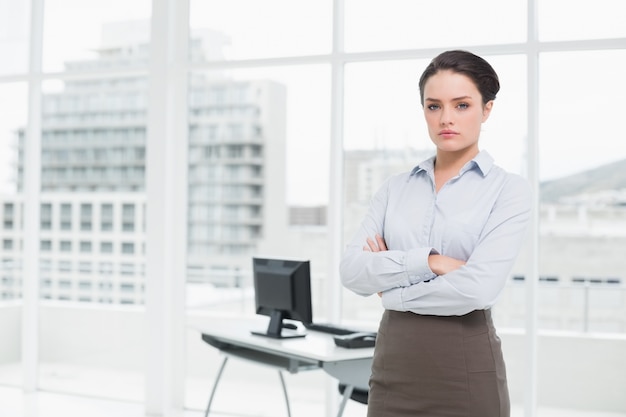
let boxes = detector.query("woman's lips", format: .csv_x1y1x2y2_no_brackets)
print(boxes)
439,129,458,138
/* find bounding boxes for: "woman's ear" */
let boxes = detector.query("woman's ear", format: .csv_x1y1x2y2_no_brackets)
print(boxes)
482,100,494,122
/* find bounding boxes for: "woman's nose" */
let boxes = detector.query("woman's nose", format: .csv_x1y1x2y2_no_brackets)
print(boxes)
440,108,453,125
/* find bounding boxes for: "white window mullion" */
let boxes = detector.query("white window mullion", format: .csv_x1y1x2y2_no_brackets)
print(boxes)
328,0,345,336
145,0,189,414
326,1,346,416
525,0,540,416
22,0,45,393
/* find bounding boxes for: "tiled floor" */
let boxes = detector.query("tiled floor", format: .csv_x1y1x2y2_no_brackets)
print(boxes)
2,385,626,417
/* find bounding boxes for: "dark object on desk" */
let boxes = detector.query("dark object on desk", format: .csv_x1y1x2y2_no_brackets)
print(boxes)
338,383,369,404
202,334,234,351
304,322,363,336
333,332,377,348
251,257,312,339
282,322,298,330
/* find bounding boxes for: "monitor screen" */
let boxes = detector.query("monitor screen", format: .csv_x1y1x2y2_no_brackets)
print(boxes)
251,257,312,339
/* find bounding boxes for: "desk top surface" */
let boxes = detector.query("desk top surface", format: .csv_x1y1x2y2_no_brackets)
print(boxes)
190,315,375,363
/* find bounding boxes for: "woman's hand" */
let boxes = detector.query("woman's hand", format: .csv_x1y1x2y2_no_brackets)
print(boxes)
363,234,387,252
362,234,387,297
361,235,465,297
428,254,466,275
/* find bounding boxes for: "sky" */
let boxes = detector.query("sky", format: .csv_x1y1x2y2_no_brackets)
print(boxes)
1,0,625,203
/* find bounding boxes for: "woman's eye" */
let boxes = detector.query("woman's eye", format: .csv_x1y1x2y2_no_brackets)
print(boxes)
427,104,440,111
457,103,469,110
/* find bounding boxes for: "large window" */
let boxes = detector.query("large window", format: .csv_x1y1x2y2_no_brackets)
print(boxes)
535,49,626,333
1,0,625,416
2,0,153,402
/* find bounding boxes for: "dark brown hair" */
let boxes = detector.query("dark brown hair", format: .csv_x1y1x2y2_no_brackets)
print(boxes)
418,50,500,106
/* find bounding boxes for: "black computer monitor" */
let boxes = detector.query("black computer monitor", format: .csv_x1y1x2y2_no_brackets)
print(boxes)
251,257,312,339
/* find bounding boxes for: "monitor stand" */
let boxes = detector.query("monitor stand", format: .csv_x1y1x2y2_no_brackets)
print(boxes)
251,310,306,339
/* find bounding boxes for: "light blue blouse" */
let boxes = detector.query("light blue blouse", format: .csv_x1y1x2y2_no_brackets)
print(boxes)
340,150,532,316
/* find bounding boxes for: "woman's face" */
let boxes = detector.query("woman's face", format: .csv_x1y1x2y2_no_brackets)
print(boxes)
422,70,493,157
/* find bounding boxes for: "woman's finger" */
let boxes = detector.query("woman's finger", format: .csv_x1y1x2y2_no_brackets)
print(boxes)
366,237,379,252
375,234,387,251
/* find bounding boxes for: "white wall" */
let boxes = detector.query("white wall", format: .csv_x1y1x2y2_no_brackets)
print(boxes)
0,302,20,363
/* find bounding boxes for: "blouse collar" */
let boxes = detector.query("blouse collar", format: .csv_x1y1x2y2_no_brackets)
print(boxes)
410,150,494,178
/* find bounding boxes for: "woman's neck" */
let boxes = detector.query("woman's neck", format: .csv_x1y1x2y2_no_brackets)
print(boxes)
434,148,479,173
433,148,479,192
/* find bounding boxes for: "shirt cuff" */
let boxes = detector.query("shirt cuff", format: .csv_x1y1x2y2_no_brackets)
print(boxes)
381,287,404,311
405,247,438,284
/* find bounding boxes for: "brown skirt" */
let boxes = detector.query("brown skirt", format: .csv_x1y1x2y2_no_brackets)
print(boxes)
367,309,509,417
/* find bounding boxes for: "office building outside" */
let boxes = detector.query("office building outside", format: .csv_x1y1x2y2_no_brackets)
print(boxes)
0,25,288,303
1,194,146,303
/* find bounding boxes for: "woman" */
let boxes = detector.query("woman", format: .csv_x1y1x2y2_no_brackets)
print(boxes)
339,50,531,417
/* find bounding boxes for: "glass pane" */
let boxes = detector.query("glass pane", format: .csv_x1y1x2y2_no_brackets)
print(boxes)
42,0,151,72
345,0,526,53
37,75,148,399
0,82,27,388
185,65,331,409
0,83,26,195
342,55,528,324
538,49,626,334
186,64,331,293
39,78,146,192
0,0,30,75
539,0,626,41
539,50,626,181
189,0,332,61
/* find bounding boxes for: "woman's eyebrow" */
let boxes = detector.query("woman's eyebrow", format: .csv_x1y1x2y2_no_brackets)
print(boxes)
424,95,473,102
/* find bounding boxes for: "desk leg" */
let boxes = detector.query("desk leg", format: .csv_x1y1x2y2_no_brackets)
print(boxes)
277,371,292,417
336,384,354,417
204,356,228,417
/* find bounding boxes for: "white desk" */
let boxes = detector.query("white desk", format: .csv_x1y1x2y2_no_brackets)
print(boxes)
192,317,374,417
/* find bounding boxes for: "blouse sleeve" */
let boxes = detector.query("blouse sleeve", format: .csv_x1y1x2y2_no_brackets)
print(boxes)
339,178,438,296
381,175,532,316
